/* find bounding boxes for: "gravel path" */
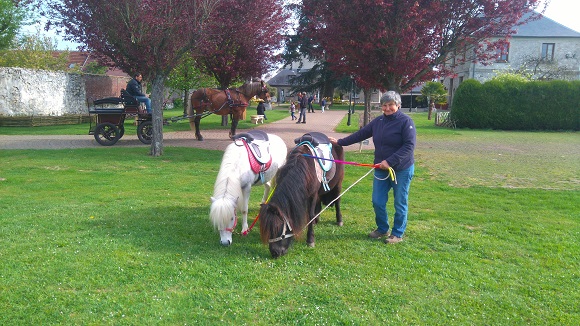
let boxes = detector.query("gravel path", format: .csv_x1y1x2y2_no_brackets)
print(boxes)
0,110,372,151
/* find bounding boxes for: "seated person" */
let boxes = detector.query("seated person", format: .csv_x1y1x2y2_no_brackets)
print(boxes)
256,100,267,120
126,73,152,113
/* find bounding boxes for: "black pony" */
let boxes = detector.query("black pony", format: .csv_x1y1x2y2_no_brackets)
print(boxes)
259,132,345,258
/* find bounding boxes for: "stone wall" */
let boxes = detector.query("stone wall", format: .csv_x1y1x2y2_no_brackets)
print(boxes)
0,67,130,117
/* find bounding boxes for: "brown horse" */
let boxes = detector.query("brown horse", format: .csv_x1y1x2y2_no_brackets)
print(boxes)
188,81,270,141
259,132,345,258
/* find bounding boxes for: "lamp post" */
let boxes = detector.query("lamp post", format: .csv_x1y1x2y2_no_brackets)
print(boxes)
347,76,355,126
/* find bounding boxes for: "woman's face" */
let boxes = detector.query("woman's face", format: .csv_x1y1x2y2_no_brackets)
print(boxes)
381,101,400,115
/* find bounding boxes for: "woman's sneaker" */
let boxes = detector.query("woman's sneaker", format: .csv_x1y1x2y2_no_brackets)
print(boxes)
368,229,388,238
384,235,403,244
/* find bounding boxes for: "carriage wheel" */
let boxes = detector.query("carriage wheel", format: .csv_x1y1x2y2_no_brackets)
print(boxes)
94,122,121,146
118,125,125,139
137,121,153,144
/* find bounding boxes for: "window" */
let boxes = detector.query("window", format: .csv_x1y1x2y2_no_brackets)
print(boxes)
541,43,555,61
496,43,509,62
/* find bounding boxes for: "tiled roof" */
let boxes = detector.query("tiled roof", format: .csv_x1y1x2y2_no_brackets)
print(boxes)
267,69,307,87
52,51,128,77
514,12,580,38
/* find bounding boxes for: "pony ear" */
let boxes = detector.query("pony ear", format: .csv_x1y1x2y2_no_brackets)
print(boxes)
210,196,216,202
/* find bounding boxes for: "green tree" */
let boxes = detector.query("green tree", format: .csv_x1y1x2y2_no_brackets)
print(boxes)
0,0,26,50
47,0,220,157
165,55,216,115
0,30,69,70
81,61,108,74
418,81,447,120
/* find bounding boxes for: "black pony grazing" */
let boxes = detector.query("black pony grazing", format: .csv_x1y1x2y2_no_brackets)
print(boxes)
259,132,345,258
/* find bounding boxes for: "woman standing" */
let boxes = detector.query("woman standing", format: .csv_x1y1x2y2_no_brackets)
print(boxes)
329,91,416,244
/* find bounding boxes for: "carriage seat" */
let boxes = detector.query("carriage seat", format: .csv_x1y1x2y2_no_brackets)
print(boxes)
120,88,147,114
120,89,140,106
294,132,330,147
93,97,124,105
232,130,269,143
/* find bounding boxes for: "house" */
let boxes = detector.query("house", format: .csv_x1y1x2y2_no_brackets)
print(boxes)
267,59,316,103
444,12,580,104
268,59,387,105
61,51,128,77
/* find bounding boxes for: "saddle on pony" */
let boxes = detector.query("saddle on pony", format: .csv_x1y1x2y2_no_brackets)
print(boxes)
233,130,272,184
294,132,336,191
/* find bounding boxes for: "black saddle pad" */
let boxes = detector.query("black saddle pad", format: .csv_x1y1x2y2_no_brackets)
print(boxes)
294,132,329,147
232,130,269,143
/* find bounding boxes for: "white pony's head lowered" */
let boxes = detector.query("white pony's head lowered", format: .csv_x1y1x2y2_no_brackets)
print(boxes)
210,195,238,246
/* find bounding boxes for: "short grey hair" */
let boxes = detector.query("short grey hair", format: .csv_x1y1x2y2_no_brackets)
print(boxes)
380,91,401,106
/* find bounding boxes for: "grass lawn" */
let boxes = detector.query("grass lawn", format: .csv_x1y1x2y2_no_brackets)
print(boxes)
0,112,579,324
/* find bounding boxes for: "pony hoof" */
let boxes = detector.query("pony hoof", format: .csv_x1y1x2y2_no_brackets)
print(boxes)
196,136,204,141
337,221,344,227
307,242,315,248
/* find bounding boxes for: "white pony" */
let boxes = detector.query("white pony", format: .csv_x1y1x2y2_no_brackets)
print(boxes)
210,131,287,246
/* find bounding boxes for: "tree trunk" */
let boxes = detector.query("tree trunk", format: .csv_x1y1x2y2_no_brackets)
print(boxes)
183,89,189,116
428,100,434,120
363,88,372,126
150,74,166,157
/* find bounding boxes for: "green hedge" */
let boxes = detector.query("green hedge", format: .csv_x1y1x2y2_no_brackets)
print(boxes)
450,79,580,130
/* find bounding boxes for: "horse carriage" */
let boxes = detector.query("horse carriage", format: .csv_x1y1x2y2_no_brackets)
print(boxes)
88,89,152,146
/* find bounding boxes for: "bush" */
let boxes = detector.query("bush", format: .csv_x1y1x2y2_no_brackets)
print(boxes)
451,79,580,130
172,97,184,111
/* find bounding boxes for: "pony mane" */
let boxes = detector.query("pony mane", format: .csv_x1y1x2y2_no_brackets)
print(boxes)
237,81,264,98
210,144,244,230
259,145,319,243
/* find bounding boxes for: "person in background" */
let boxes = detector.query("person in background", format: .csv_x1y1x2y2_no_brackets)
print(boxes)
256,99,267,120
307,94,315,113
328,91,416,244
290,101,297,120
320,97,326,113
296,92,307,124
126,73,152,114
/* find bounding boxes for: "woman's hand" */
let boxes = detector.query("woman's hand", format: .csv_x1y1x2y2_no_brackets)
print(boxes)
328,137,338,144
379,160,390,170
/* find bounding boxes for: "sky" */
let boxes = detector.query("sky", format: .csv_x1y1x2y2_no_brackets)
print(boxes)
19,0,580,50
540,0,580,33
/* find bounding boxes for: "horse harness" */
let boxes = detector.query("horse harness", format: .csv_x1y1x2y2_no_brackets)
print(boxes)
268,214,294,243
193,88,249,115
224,89,248,108
233,130,273,185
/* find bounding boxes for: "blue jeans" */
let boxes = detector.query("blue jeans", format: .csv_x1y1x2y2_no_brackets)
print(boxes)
372,165,414,237
298,108,306,122
135,96,151,113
